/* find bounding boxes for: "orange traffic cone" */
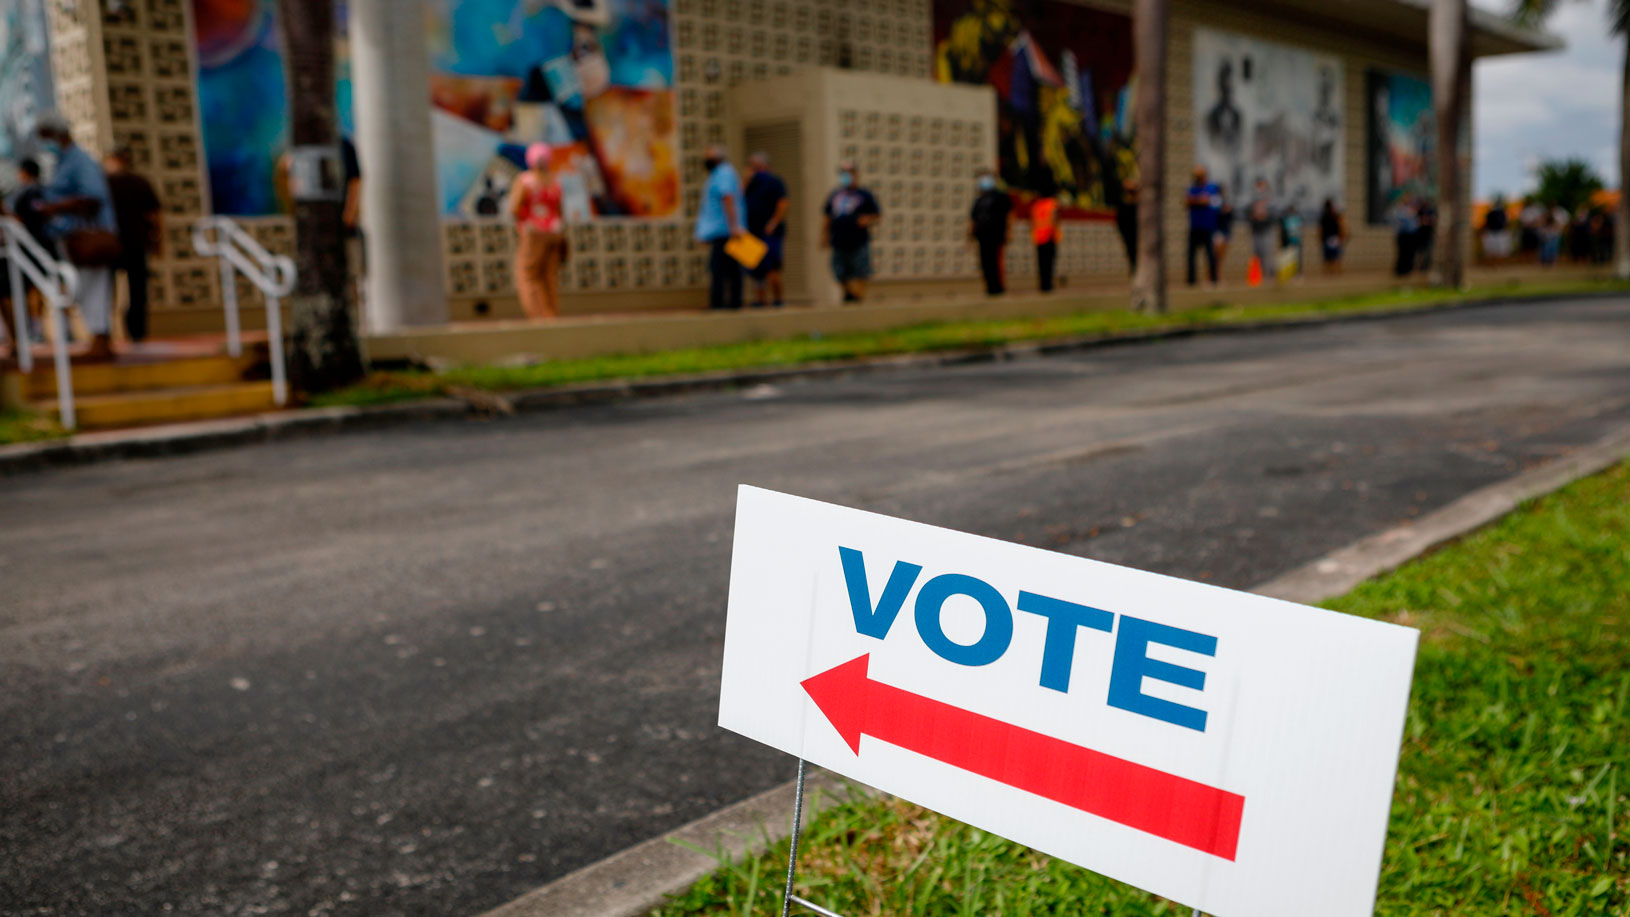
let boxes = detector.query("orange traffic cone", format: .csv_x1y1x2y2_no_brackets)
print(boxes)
1246,255,1263,287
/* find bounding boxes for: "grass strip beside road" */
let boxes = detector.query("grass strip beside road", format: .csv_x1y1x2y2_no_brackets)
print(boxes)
0,408,64,444
653,463,1630,916
315,278,1629,409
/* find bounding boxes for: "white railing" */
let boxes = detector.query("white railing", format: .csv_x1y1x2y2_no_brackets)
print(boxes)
191,216,296,405
2,216,80,429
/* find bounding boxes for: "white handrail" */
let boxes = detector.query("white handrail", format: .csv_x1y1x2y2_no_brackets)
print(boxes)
2,216,80,429
191,216,296,406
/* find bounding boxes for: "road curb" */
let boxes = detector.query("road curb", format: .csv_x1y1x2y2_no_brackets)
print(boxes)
2,289,1621,476
481,771,862,917
479,421,1630,917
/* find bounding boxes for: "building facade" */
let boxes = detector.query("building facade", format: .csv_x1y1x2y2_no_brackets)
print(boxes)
9,0,1550,336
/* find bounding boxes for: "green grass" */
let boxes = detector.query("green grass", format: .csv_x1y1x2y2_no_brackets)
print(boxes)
654,463,1630,916
0,408,64,445
310,278,1630,409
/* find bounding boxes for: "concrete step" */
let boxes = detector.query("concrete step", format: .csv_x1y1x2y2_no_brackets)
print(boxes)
43,381,280,430
25,353,263,398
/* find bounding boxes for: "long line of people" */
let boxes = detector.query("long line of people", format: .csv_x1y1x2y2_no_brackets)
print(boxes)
1480,196,1617,267
1,112,161,361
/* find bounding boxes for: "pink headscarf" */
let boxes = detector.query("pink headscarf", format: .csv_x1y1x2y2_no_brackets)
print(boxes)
525,142,553,171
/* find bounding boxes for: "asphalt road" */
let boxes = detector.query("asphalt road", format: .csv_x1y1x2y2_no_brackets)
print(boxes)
3,297,1629,916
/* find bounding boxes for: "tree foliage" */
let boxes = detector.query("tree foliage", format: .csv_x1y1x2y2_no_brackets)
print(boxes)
1531,157,1606,212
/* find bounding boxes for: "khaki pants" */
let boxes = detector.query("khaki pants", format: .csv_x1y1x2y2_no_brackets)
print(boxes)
515,229,566,320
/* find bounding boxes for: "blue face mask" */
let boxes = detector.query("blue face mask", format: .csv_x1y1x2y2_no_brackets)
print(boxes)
838,171,853,188
40,139,61,156
977,176,996,191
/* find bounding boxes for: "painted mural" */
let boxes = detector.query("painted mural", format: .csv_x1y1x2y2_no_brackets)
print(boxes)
193,0,288,216
933,0,1135,220
191,0,678,219
1365,69,1435,224
1192,28,1344,217
0,0,55,188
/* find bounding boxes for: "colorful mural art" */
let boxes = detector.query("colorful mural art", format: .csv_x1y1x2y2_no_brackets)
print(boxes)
1365,69,1435,224
1192,27,1344,217
190,0,678,219
193,0,288,215
932,0,1135,220
0,0,55,188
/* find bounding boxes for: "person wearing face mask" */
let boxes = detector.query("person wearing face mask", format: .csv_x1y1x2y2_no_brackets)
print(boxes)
820,160,880,304
35,112,119,362
694,144,746,310
968,168,1012,296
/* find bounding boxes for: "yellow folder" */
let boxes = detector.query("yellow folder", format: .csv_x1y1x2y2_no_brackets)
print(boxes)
724,233,768,270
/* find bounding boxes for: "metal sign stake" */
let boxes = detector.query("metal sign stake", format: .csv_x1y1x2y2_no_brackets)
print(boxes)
779,758,843,917
776,756,1203,917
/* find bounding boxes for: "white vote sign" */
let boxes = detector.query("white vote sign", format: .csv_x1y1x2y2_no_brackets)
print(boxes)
719,486,1419,917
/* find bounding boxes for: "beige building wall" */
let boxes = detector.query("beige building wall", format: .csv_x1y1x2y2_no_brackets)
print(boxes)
729,68,997,306
1156,0,1468,283
42,0,1472,334
437,0,939,320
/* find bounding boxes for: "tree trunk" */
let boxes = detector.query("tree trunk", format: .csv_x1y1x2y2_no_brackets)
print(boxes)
1618,36,1630,280
279,0,363,393
1430,0,1470,289
1131,0,1168,314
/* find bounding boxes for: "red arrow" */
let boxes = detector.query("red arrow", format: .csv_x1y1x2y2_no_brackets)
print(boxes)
801,654,1245,860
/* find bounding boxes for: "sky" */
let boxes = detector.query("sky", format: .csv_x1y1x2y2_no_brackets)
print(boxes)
1474,0,1622,199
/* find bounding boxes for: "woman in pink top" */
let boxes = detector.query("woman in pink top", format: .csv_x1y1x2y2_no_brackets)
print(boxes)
509,143,569,319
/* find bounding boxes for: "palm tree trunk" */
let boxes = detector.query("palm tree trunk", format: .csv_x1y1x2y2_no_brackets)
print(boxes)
1430,0,1470,289
1618,36,1630,279
1131,0,1168,314
278,0,363,393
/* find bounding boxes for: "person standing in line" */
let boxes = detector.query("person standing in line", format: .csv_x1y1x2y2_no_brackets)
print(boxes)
1185,165,1221,287
1392,195,1419,277
743,152,789,308
1568,207,1594,264
340,135,365,313
509,142,569,319
695,144,746,311
1030,181,1061,292
103,147,162,343
820,160,880,304
1414,200,1437,274
3,159,51,344
1213,190,1234,280
968,168,1012,296
1537,210,1562,266
1247,178,1278,282
1319,197,1347,274
35,113,118,361
1481,197,1511,260
1281,203,1305,280
1117,177,1138,272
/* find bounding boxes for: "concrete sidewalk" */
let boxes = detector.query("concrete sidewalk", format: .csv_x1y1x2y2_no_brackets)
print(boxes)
3,282,1622,476
365,264,1614,365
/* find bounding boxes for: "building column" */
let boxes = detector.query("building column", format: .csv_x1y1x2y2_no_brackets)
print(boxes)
349,0,447,330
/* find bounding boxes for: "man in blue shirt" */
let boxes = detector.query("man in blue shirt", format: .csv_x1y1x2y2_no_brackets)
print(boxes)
694,145,745,310
37,113,118,360
1185,165,1221,287
744,152,789,307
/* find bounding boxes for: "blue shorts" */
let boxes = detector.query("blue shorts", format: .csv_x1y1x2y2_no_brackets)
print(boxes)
831,245,872,283
749,234,784,279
